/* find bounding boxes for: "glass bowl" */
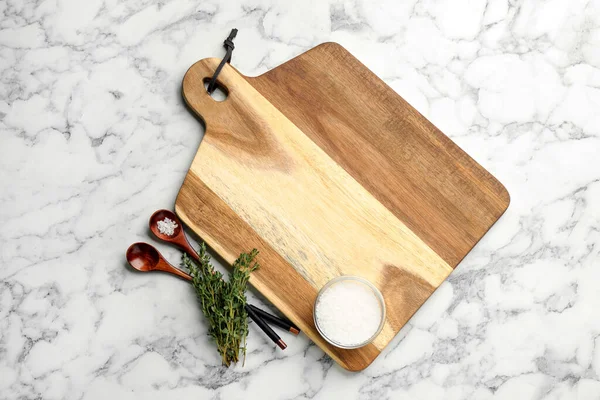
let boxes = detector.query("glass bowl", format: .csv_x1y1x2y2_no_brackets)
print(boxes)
313,275,386,349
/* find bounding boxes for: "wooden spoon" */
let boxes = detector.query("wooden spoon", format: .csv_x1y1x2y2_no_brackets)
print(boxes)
126,242,192,281
149,209,199,261
126,242,292,347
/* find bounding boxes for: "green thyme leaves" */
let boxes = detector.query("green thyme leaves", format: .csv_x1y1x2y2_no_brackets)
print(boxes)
182,243,259,366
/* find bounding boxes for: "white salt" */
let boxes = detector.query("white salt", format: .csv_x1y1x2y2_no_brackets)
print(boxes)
157,217,178,236
315,279,383,347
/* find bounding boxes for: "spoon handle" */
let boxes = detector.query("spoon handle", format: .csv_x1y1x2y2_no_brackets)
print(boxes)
155,259,193,281
170,267,193,281
174,236,201,263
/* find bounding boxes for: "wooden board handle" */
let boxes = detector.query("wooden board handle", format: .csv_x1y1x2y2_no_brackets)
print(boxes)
183,58,259,132
183,58,233,124
183,58,295,171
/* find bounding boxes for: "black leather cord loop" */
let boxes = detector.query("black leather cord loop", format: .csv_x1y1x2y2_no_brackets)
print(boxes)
206,29,238,94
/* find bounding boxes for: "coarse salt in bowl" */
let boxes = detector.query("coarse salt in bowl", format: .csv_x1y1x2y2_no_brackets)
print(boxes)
313,276,386,349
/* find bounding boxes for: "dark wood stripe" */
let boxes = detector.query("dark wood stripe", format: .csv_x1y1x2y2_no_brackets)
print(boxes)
248,43,509,267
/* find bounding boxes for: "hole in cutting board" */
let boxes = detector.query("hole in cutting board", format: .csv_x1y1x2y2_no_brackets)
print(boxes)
203,78,228,102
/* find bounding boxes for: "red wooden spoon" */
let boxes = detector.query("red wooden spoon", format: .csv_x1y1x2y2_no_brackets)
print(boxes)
126,242,192,281
149,209,199,262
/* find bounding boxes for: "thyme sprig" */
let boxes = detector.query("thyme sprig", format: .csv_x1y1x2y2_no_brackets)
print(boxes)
182,243,259,366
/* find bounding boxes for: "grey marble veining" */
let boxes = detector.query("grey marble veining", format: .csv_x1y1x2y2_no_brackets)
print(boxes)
1,0,600,399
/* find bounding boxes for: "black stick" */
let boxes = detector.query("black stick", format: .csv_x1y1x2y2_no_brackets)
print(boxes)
166,264,289,349
245,305,287,350
248,304,300,335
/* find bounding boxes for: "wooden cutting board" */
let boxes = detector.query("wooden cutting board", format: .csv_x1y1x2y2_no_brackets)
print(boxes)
175,42,509,371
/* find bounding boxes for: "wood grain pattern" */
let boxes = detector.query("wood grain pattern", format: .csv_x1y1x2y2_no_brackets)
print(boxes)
176,174,382,369
176,43,509,371
247,43,510,268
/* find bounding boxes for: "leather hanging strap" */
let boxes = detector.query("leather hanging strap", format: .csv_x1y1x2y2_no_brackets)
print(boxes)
206,28,238,94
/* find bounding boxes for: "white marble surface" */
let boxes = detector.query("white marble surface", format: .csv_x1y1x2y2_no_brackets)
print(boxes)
1,0,600,398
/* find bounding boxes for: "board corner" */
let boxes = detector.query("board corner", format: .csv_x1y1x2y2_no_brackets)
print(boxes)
497,182,511,214
342,356,377,372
